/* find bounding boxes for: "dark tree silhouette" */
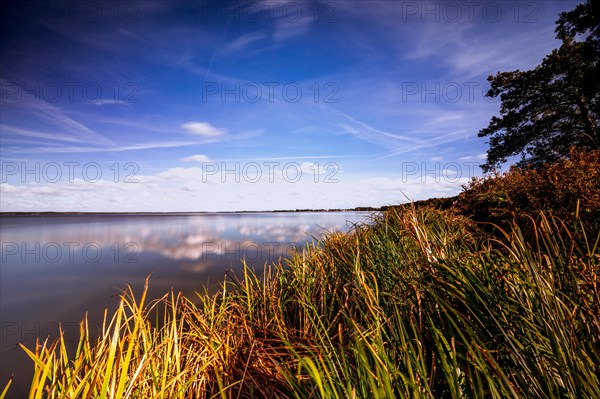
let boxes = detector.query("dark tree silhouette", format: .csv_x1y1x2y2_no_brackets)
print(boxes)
479,1,599,172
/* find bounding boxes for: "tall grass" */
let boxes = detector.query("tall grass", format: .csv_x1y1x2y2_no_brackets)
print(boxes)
4,206,599,398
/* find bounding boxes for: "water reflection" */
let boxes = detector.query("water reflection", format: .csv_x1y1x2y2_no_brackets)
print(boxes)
0,212,370,396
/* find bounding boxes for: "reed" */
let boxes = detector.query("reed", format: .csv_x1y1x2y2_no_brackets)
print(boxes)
4,205,599,398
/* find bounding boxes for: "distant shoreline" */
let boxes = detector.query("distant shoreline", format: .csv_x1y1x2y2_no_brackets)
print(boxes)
0,198,458,217
0,207,386,216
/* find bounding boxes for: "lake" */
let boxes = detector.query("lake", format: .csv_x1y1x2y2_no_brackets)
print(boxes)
0,211,372,396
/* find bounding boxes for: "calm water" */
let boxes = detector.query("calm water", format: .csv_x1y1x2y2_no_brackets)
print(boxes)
0,212,371,395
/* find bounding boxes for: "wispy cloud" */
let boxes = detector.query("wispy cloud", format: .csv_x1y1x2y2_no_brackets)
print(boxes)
273,15,313,42
91,99,132,106
182,154,212,163
223,32,266,53
459,153,487,161
228,155,358,161
401,17,559,80
26,101,115,146
9,140,206,154
181,122,227,137
0,125,88,143
339,113,418,145
334,110,474,160
1,79,115,146
180,153,355,164
257,0,315,42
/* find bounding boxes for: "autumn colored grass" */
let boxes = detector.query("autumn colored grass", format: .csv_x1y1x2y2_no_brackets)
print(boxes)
2,200,598,398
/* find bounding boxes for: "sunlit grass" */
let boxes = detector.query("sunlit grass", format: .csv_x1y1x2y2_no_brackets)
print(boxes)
4,205,599,398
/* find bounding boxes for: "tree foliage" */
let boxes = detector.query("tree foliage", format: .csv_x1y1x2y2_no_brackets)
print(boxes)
479,1,600,172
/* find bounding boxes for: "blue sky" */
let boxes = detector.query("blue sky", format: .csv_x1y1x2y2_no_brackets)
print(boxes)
0,0,580,211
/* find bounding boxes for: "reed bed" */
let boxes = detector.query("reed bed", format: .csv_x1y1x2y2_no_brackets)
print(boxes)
3,205,599,398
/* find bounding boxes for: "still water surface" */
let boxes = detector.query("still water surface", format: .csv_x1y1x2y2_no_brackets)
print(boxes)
0,212,371,395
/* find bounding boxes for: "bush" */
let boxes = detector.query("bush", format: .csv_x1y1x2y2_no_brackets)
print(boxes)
455,148,600,235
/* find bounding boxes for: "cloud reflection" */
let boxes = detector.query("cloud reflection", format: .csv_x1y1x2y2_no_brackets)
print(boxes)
1,213,369,271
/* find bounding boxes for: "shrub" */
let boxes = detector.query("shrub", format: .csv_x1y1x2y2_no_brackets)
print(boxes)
455,148,600,235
